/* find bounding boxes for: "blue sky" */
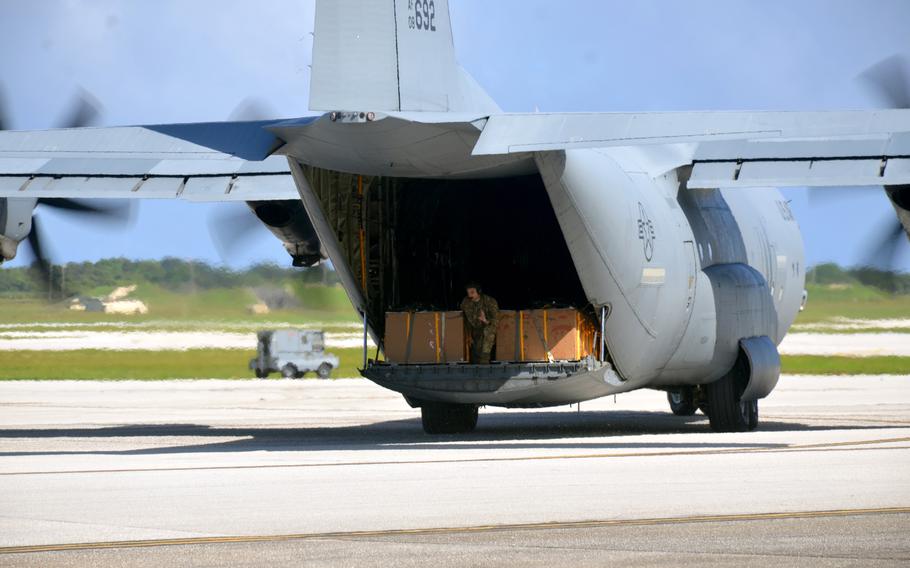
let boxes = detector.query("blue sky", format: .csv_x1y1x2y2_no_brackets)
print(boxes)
1,0,909,270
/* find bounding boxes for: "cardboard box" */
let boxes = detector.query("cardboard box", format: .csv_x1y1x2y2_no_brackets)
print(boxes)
384,311,466,364
384,312,412,364
494,310,520,362
440,312,467,363
495,308,597,362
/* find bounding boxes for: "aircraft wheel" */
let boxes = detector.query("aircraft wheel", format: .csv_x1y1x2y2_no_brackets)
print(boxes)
667,387,698,416
317,363,333,379
706,356,758,432
421,403,478,435
281,364,298,379
254,368,268,379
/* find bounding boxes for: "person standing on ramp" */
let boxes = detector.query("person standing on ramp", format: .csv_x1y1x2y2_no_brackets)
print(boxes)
461,282,499,364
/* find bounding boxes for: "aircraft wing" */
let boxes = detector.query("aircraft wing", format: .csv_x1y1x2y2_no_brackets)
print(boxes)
0,119,316,201
472,110,910,188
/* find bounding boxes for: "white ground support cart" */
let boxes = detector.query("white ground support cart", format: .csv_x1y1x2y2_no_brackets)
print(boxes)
250,329,339,379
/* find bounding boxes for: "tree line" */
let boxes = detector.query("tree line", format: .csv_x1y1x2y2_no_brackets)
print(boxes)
807,263,910,295
0,258,339,299
1,258,906,299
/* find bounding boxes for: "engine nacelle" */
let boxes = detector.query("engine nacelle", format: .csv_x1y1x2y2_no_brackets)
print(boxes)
0,197,37,263
885,185,910,240
246,200,323,267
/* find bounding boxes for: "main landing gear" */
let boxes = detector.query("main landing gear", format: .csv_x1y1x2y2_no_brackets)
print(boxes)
705,355,758,432
421,403,479,435
667,355,758,432
666,386,699,416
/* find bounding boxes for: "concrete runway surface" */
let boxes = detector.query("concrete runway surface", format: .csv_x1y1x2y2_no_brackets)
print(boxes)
0,376,908,566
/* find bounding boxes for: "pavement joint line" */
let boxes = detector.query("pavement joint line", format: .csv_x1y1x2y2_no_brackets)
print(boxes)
787,436,910,449
763,415,910,426
1,507,908,555
0,436,907,477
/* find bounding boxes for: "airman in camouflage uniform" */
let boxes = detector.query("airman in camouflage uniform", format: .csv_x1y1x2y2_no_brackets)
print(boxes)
461,283,499,364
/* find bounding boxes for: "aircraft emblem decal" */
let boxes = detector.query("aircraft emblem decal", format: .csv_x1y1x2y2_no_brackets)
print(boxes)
637,202,655,262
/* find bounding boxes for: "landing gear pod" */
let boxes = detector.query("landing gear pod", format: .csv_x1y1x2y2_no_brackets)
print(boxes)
739,336,782,402
705,337,779,432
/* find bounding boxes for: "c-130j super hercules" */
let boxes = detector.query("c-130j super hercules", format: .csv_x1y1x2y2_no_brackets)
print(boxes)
2,0,909,434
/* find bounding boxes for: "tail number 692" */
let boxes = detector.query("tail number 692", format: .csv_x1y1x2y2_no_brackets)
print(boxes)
407,0,436,32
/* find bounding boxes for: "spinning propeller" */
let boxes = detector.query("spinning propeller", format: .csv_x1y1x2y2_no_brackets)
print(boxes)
859,55,910,269
860,54,910,110
809,55,910,270
208,98,279,262
0,87,132,291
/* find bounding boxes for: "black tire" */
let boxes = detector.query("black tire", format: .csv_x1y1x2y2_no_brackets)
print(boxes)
281,364,298,379
317,363,333,379
421,404,479,435
667,387,698,416
706,356,758,432
254,368,267,379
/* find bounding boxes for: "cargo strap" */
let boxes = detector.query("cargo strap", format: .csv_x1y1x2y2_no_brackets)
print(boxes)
576,311,582,361
514,311,523,361
404,312,414,364
433,312,445,363
527,310,555,363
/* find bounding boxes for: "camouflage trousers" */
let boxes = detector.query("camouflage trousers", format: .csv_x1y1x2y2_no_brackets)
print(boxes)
470,327,496,364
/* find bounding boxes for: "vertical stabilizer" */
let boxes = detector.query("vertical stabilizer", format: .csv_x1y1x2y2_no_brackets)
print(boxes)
310,0,498,113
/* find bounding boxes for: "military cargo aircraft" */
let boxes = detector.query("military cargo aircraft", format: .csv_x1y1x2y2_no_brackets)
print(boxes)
2,0,909,434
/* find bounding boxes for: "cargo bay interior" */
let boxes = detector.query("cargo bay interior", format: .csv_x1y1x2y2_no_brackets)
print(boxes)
305,168,588,324
301,165,594,344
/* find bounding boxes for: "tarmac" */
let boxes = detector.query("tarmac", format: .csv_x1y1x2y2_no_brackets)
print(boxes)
0,376,908,566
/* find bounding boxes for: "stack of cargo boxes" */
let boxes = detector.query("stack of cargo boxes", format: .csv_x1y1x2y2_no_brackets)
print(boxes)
384,308,597,364
495,308,598,363
384,312,467,364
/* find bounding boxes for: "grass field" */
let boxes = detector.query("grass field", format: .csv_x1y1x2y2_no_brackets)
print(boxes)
8,281,909,327
0,283,359,327
795,283,910,325
0,348,366,380
0,349,907,380
781,355,910,376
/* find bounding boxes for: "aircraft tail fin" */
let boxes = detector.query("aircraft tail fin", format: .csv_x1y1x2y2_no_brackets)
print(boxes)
309,0,498,113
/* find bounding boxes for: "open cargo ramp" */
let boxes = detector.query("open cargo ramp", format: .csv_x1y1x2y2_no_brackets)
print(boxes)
363,359,620,408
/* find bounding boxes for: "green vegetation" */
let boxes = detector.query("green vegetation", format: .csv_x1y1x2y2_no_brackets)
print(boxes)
290,282,359,314
0,351,904,380
0,348,366,381
796,263,910,325
806,263,910,295
781,355,910,376
797,284,910,324
0,257,341,300
3,259,906,326
0,258,357,325
0,286,357,326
